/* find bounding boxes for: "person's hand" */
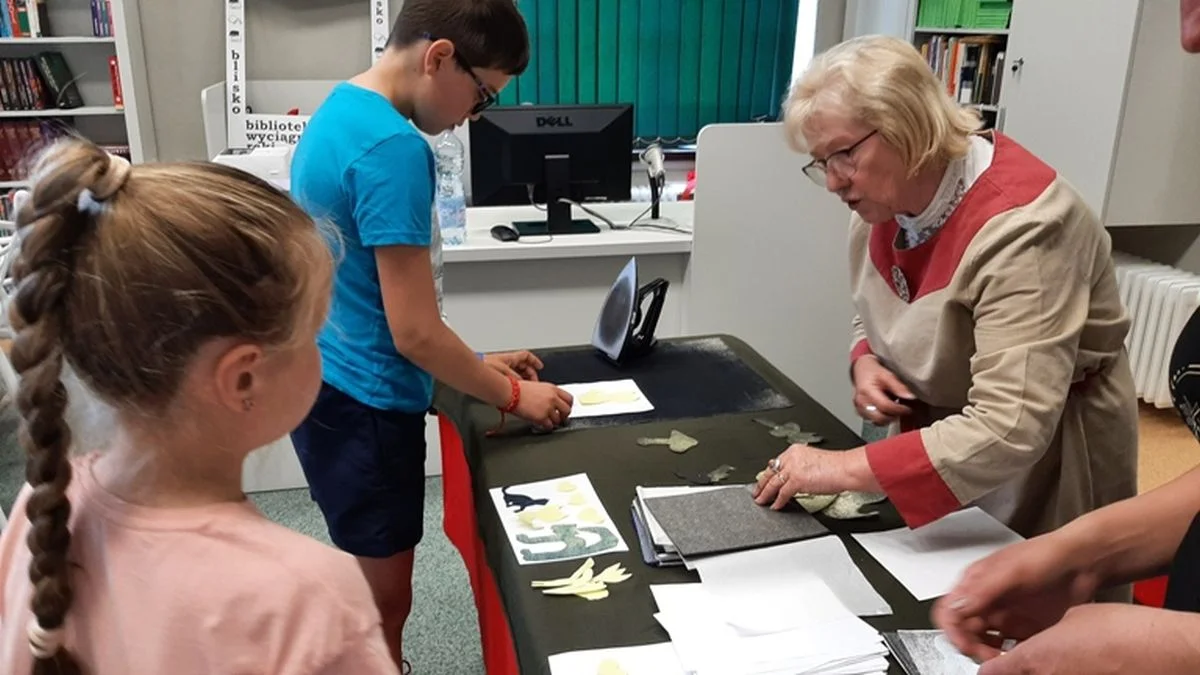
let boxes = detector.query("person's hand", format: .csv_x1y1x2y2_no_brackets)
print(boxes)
933,532,1100,663
751,444,869,509
512,380,574,429
976,603,1188,675
484,350,543,381
851,355,914,425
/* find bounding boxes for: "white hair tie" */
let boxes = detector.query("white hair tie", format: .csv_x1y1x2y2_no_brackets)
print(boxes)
76,188,102,216
27,617,65,660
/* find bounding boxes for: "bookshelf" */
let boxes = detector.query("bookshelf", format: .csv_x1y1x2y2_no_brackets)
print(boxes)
909,0,1013,131
0,0,154,214
855,0,1200,229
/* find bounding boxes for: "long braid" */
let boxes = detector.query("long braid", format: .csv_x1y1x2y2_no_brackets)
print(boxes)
8,144,129,674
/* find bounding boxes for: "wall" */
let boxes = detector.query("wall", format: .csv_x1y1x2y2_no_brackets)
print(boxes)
140,0,846,163
139,0,397,162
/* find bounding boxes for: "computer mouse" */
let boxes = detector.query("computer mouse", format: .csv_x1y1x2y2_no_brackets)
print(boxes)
490,224,520,242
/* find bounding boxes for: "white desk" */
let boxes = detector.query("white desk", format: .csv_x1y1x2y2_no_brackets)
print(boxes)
242,201,694,492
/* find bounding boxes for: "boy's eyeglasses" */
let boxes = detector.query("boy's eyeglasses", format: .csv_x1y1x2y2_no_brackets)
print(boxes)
423,33,497,115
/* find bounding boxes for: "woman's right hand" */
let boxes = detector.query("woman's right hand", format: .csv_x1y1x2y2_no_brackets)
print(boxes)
851,355,914,425
512,380,574,429
932,531,1101,663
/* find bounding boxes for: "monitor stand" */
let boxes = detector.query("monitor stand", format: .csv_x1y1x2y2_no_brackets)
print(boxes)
512,154,601,236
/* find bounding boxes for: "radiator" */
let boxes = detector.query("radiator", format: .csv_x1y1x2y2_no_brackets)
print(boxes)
1114,252,1200,408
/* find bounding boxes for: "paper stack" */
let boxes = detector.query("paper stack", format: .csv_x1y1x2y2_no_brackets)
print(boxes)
630,485,727,567
633,484,831,567
651,580,889,675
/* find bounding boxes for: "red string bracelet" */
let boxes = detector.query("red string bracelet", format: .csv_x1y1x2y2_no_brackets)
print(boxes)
487,374,521,436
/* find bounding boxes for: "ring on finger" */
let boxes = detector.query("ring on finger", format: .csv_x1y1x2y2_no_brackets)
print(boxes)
774,472,786,485
864,404,878,413
768,458,782,473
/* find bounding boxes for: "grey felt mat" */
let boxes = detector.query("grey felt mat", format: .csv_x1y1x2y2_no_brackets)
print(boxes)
642,484,830,558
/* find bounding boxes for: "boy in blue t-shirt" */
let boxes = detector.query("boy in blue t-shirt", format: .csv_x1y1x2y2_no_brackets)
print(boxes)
288,0,574,669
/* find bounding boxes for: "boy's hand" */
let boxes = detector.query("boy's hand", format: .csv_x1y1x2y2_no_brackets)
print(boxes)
484,351,543,381
514,381,574,429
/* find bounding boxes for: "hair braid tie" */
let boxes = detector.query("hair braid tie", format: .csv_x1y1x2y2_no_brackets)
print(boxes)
27,617,65,660
76,154,131,215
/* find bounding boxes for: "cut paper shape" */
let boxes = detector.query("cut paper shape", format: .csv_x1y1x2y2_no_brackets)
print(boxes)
794,493,838,513
597,659,628,675
823,492,888,520
535,505,566,523
557,481,578,493
636,430,698,453
532,559,632,601
581,390,642,406
503,486,549,513
532,558,595,588
578,507,605,524
753,470,887,520
518,524,622,562
753,418,825,445
490,472,629,565
675,464,737,486
559,380,654,418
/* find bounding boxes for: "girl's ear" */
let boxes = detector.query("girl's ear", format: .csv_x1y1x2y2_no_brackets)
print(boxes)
212,343,264,414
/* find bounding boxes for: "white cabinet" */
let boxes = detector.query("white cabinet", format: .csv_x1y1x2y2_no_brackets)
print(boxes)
849,0,1200,228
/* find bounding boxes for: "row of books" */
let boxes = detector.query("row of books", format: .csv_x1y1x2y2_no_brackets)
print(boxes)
0,0,115,39
0,50,122,111
919,35,1005,107
0,119,128,187
917,0,1012,31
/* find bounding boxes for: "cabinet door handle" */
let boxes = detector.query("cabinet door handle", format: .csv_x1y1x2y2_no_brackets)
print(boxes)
1010,57,1024,73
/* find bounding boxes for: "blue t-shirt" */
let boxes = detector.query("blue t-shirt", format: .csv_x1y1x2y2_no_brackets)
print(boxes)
291,82,436,413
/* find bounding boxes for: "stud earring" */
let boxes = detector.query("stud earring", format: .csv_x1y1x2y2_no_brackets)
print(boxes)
242,398,255,412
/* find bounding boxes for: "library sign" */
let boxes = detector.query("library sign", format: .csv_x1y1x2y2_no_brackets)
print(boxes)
225,0,389,149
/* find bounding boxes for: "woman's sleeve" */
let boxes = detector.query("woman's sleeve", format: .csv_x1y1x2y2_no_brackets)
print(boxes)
850,313,873,365
864,218,1095,528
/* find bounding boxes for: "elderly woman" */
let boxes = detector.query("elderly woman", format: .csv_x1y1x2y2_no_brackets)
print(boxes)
752,35,1137,541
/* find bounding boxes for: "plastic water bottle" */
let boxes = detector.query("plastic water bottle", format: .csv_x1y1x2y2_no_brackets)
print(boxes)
433,131,467,246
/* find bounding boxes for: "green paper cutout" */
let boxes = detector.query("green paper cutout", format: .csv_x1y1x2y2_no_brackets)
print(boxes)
517,523,621,562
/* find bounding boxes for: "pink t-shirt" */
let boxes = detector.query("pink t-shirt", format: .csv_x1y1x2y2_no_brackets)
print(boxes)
0,454,398,674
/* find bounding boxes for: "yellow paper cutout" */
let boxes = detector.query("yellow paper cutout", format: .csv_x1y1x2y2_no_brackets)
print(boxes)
569,493,587,506
578,507,605,524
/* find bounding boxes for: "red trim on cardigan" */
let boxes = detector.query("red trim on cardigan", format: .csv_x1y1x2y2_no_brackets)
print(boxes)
868,132,1058,303
866,430,962,528
850,339,874,364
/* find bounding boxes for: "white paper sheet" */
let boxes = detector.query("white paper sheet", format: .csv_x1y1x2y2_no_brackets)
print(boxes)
560,379,654,418
693,536,893,617
488,472,629,566
547,642,686,675
650,583,888,675
851,507,1024,601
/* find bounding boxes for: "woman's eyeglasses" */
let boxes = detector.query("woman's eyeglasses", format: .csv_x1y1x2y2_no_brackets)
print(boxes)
801,130,878,185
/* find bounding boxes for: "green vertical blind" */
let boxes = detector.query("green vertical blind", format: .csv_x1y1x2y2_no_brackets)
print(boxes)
502,0,801,144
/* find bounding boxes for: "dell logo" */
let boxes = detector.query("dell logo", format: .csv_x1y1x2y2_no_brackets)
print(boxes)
536,115,574,128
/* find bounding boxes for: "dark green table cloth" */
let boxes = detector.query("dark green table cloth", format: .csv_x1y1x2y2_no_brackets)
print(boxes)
435,334,933,675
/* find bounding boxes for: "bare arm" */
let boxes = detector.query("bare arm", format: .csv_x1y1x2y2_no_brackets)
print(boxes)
375,245,512,408
1058,465,1200,588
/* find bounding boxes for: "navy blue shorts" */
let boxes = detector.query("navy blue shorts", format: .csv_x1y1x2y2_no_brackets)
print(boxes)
291,381,427,558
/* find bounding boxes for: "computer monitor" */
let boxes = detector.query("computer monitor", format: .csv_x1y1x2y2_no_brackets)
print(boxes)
469,104,634,236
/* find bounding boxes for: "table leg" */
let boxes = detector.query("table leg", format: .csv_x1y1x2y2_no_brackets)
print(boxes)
439,413,521,675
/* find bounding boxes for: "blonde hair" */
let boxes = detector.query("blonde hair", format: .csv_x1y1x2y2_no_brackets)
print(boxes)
8,137,332,674
784,35,982,175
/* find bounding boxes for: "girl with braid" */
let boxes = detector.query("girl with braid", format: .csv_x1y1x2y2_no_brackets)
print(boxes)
0,138,399,674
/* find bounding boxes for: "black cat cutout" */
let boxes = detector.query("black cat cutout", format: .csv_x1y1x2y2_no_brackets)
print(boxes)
503,486,548,512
